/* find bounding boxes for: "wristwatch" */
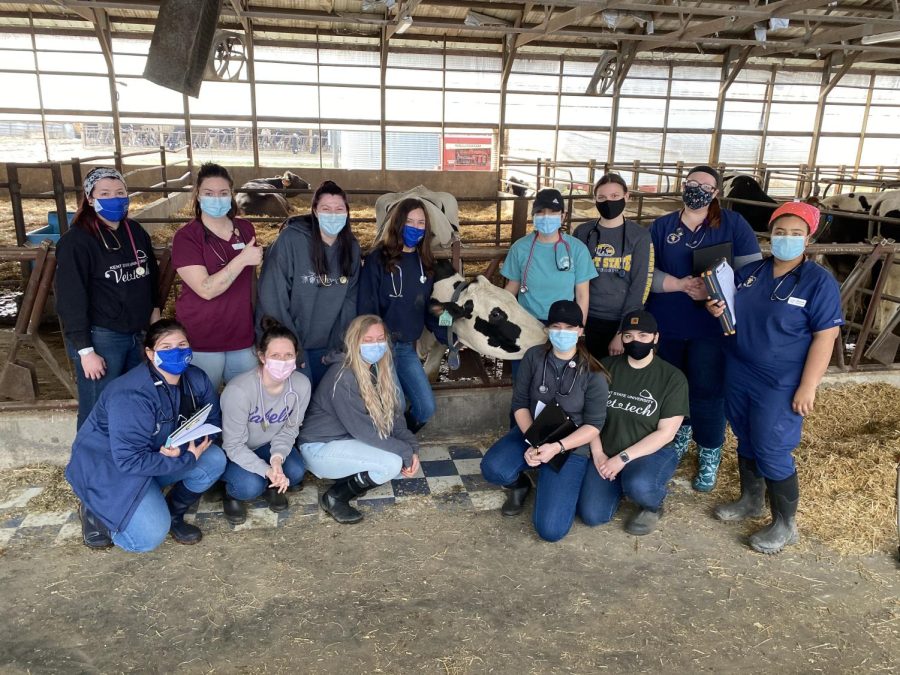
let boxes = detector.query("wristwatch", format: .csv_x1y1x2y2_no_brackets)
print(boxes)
77,347,95,356
618,451,631,464
557,441,566,453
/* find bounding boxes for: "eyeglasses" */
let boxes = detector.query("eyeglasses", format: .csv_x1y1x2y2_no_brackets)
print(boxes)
684,180,717,194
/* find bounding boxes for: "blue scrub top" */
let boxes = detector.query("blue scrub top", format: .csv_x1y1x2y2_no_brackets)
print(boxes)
728,258,844,388
502,232,597,321
646,209,761,340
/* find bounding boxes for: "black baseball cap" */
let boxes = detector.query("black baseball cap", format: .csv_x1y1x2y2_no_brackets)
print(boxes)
687,164,721,188
532,188,565,214
547,300,583,328
619,309,658,334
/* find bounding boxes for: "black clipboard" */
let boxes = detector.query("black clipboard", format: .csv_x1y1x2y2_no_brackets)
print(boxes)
700,258,737,336
525,400,578,472
692,242,733,276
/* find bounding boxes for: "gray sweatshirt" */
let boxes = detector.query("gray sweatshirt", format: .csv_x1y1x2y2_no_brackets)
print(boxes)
298,360,419,466
572,219,653,321
220,368,312,476
255,214,361,361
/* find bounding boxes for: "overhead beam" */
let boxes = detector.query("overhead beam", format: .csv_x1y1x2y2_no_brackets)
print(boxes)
751,22,900,57
514,1,608,49
385,0,424,41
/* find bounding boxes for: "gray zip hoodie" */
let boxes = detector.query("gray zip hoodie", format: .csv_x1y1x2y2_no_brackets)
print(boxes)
256,214,361,362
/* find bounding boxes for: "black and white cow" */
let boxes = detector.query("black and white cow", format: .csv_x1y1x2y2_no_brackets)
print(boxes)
721,174,777,232
506,176,529,198
235,171,309,217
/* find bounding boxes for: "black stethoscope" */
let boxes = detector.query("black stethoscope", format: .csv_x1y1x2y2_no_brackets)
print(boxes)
203,223,245,269
538,351,579,396
741,258,804,302
666,214,708,250
256,370,301,431
587,220,628,279
98,218,146,277
151,368,197,428
521,232,572,294
388,254,427,299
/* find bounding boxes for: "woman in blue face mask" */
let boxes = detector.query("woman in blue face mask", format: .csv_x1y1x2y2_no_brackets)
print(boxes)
55,167,163,429
707,202,843,554
480,300,611,542
357,198,441,433
645,165,762,493
65,319,227,553
172,163,262,391
257,180,361,390
298,315,420,524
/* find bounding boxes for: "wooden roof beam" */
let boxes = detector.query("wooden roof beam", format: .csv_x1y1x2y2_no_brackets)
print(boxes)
513,1,609,49
386,0,424,41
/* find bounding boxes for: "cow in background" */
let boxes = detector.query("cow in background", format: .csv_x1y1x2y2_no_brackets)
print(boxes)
506,177,529,198
235,171,309,217
721,174,777,232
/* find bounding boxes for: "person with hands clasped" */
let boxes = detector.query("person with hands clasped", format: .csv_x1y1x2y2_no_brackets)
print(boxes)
219,319,311,525
172,163,263,391
480,300,610,542
65,319,226,553
646,165,761,492
298,315,420,524
707,202,843,554
577,310,689,536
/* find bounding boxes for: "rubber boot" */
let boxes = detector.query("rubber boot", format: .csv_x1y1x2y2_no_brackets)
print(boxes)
222,495,246,525
320,472,378,524
165,482,204,544
749,473,799,554
264,488,289,513
692,445,722,492
671,424,693,461
79,503,112,549
625,505,663,536
404,410,427,435
714,456,767,521
501,474,531,517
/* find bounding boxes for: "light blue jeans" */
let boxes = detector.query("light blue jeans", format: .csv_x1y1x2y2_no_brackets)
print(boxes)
393,341,436,425
189,348,258,392
299,440,404,485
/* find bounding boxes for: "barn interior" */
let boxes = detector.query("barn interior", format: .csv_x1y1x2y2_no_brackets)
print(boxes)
0,1,898,672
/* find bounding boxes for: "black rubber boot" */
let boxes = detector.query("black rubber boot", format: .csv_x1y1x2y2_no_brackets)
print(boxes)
501,474,531,517
222,495,246,525
625,505,663,536
79,503,112,549
264,488,289,513
404,410,427,435
714,456,767,522
319,472,378,524
165,482,204,545
750,473,800,554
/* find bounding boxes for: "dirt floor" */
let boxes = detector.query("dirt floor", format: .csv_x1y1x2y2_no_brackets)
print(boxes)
0,477,898,674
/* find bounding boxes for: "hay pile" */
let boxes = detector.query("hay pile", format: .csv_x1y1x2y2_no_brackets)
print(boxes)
0,462,77,513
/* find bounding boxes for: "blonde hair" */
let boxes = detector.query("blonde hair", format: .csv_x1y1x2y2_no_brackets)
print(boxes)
338,314,400,438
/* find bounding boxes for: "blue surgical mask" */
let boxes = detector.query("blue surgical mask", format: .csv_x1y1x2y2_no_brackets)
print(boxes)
402,225,426,248
360,341,388,365
199,196,232,218
153,347,193,375
94,196,129,222
318,212,347,237
534,214,561,235
548,329,579,352
770,235,807,261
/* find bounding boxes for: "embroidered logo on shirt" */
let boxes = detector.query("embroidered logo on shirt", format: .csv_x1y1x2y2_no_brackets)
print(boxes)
743,275,757,287
103,248,149,284
666,228,684,245
606,387,658,417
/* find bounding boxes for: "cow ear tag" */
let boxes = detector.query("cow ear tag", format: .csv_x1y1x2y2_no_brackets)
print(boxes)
438,310,453,327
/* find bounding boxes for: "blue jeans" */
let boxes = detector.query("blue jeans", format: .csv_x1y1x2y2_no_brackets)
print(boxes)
657,335,726,449
300,440,404,485
111,445,226,553
393,341,436,425
481,427,593,542
189,347,258,392
299,347,329,391
67,326,144,430
578,446,679,525
222,443,306,500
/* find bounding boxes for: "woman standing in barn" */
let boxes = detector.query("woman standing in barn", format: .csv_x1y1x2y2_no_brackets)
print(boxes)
573,173,654,359
358,197,441,432
56,167,162,429
646,165,761,492
707,202,842,554
172,163,263,391
298,314,419,524
256,180,361,389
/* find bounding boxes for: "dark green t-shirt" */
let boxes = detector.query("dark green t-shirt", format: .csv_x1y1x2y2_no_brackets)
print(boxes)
599,354,690,457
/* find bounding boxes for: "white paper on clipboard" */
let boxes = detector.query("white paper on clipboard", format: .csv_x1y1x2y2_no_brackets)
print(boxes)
534,401,547,418
712,260,737,327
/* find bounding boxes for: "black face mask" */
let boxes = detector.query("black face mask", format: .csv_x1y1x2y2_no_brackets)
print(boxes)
596,198,626,220
623,340,655,360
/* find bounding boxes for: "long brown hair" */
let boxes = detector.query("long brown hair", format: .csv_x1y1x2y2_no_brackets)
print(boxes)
543,338,611,381
380,197,434,275
310,180,355,279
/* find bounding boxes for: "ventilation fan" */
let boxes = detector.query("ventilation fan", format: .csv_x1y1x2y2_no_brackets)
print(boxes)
593,52,618,95
205,30,247,81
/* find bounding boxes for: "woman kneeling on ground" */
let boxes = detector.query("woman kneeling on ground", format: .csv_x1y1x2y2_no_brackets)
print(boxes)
480,300,609,543
579,310,689,536
298,314,420,524
65,319,226,553
219,318,312,525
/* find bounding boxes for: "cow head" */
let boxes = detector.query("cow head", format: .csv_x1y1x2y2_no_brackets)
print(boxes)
281,171,309,190
822,192,871,213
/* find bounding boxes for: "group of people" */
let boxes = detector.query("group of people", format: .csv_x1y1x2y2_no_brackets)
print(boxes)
57,161,842,556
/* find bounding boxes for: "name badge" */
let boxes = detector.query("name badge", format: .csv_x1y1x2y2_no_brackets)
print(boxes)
232,242,246,250
787,297,807,308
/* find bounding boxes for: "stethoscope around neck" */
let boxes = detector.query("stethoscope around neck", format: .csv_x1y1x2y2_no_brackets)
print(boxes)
150,366,197,429
257,370,300,431
388,253,427,299
588,220,628,279
521,232,572,294
538,350,578,396
742,258,803,302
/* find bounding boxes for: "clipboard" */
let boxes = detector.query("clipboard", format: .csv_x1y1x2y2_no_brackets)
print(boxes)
701,258,737,336
525,400,578,472
692,242,733,276
165,402,221,448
